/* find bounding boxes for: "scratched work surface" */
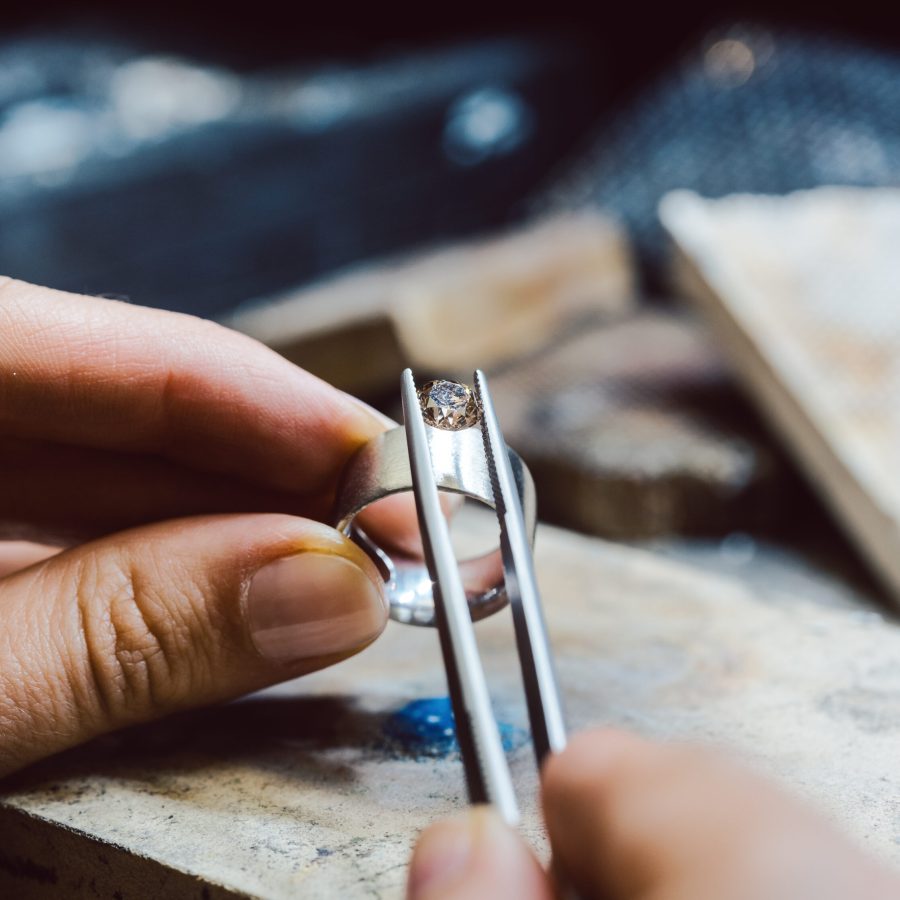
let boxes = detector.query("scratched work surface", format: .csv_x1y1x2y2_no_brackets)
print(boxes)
2,523,900,898
661,188,900,608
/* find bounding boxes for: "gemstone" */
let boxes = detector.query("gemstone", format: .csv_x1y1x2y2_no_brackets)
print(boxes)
417,379,480,430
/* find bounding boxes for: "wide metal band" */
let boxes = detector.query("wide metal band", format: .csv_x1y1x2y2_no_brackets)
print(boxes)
333,425,536,626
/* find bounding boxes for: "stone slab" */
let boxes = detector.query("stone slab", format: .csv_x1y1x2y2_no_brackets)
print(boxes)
2,523,899,898
661,187,900,608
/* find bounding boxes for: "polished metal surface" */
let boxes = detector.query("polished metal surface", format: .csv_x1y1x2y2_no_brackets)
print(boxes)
333,368,565,829
333,418,536,626
474,369,568,764
400,369,520,825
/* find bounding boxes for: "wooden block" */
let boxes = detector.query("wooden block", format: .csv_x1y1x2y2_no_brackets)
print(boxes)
489,310,789,538
660,187,900,607
2,524,899,897
223,213,634,397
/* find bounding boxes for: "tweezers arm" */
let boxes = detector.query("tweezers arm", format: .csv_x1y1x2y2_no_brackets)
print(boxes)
401,369,519,825
474,369,568,765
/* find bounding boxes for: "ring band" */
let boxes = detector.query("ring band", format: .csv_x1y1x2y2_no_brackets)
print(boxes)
333,425,536,626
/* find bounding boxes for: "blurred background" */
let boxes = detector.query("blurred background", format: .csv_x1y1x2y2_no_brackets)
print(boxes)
3,3,900,610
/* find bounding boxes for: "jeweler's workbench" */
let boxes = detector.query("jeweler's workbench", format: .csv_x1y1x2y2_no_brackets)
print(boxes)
3,19,900,899
2,522,898,899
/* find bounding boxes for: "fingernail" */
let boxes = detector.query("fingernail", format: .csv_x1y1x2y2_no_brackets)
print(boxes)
248,552,387,663
408,808,514,898
345,392,397,430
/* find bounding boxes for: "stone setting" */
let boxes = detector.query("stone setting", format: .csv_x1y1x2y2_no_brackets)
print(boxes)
418,379,481,431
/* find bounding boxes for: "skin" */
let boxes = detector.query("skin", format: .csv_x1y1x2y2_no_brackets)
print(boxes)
3,279,897,897
408,729,900,899
0,277,411,776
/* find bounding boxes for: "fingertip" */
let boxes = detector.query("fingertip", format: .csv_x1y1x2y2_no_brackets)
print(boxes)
356,492,423,557
541,728,664,897
332,392,397,467
408,808,550,900
408,812,478,898
261,516,388,605
543,727,651,801
342,391,398,432
234,515,390,667
354,488,461,560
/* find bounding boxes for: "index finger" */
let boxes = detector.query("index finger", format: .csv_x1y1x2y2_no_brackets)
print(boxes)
0,278,386,495
541,729,898,900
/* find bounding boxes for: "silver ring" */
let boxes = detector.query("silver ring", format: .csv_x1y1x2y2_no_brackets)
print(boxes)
332,386,535,626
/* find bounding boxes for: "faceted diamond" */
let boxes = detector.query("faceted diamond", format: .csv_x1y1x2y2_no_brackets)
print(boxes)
418,379,480,430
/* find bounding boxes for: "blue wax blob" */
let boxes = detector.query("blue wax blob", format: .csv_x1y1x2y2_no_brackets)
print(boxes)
382,697,527,758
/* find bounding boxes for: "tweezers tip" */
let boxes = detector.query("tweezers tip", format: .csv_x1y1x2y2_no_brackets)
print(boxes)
401,368,419,399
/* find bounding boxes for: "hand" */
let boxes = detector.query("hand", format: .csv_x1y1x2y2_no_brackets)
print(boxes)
0,277,403,777
407,729,900,899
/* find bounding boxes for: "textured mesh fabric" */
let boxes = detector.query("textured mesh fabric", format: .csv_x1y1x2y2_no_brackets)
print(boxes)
536,24,900,279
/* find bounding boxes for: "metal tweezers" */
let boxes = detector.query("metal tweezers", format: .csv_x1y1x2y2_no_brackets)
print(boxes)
400,368,567,825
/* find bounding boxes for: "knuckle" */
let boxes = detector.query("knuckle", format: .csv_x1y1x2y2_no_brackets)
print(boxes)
73,551,204,722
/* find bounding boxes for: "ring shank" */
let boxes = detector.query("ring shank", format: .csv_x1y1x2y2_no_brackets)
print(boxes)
333,426,535,626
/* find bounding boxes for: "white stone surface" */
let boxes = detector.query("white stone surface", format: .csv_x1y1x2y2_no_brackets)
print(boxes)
3,524,900,897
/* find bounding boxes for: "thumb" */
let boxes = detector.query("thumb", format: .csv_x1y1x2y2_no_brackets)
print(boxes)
407,808,552,900
0,513,387,776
